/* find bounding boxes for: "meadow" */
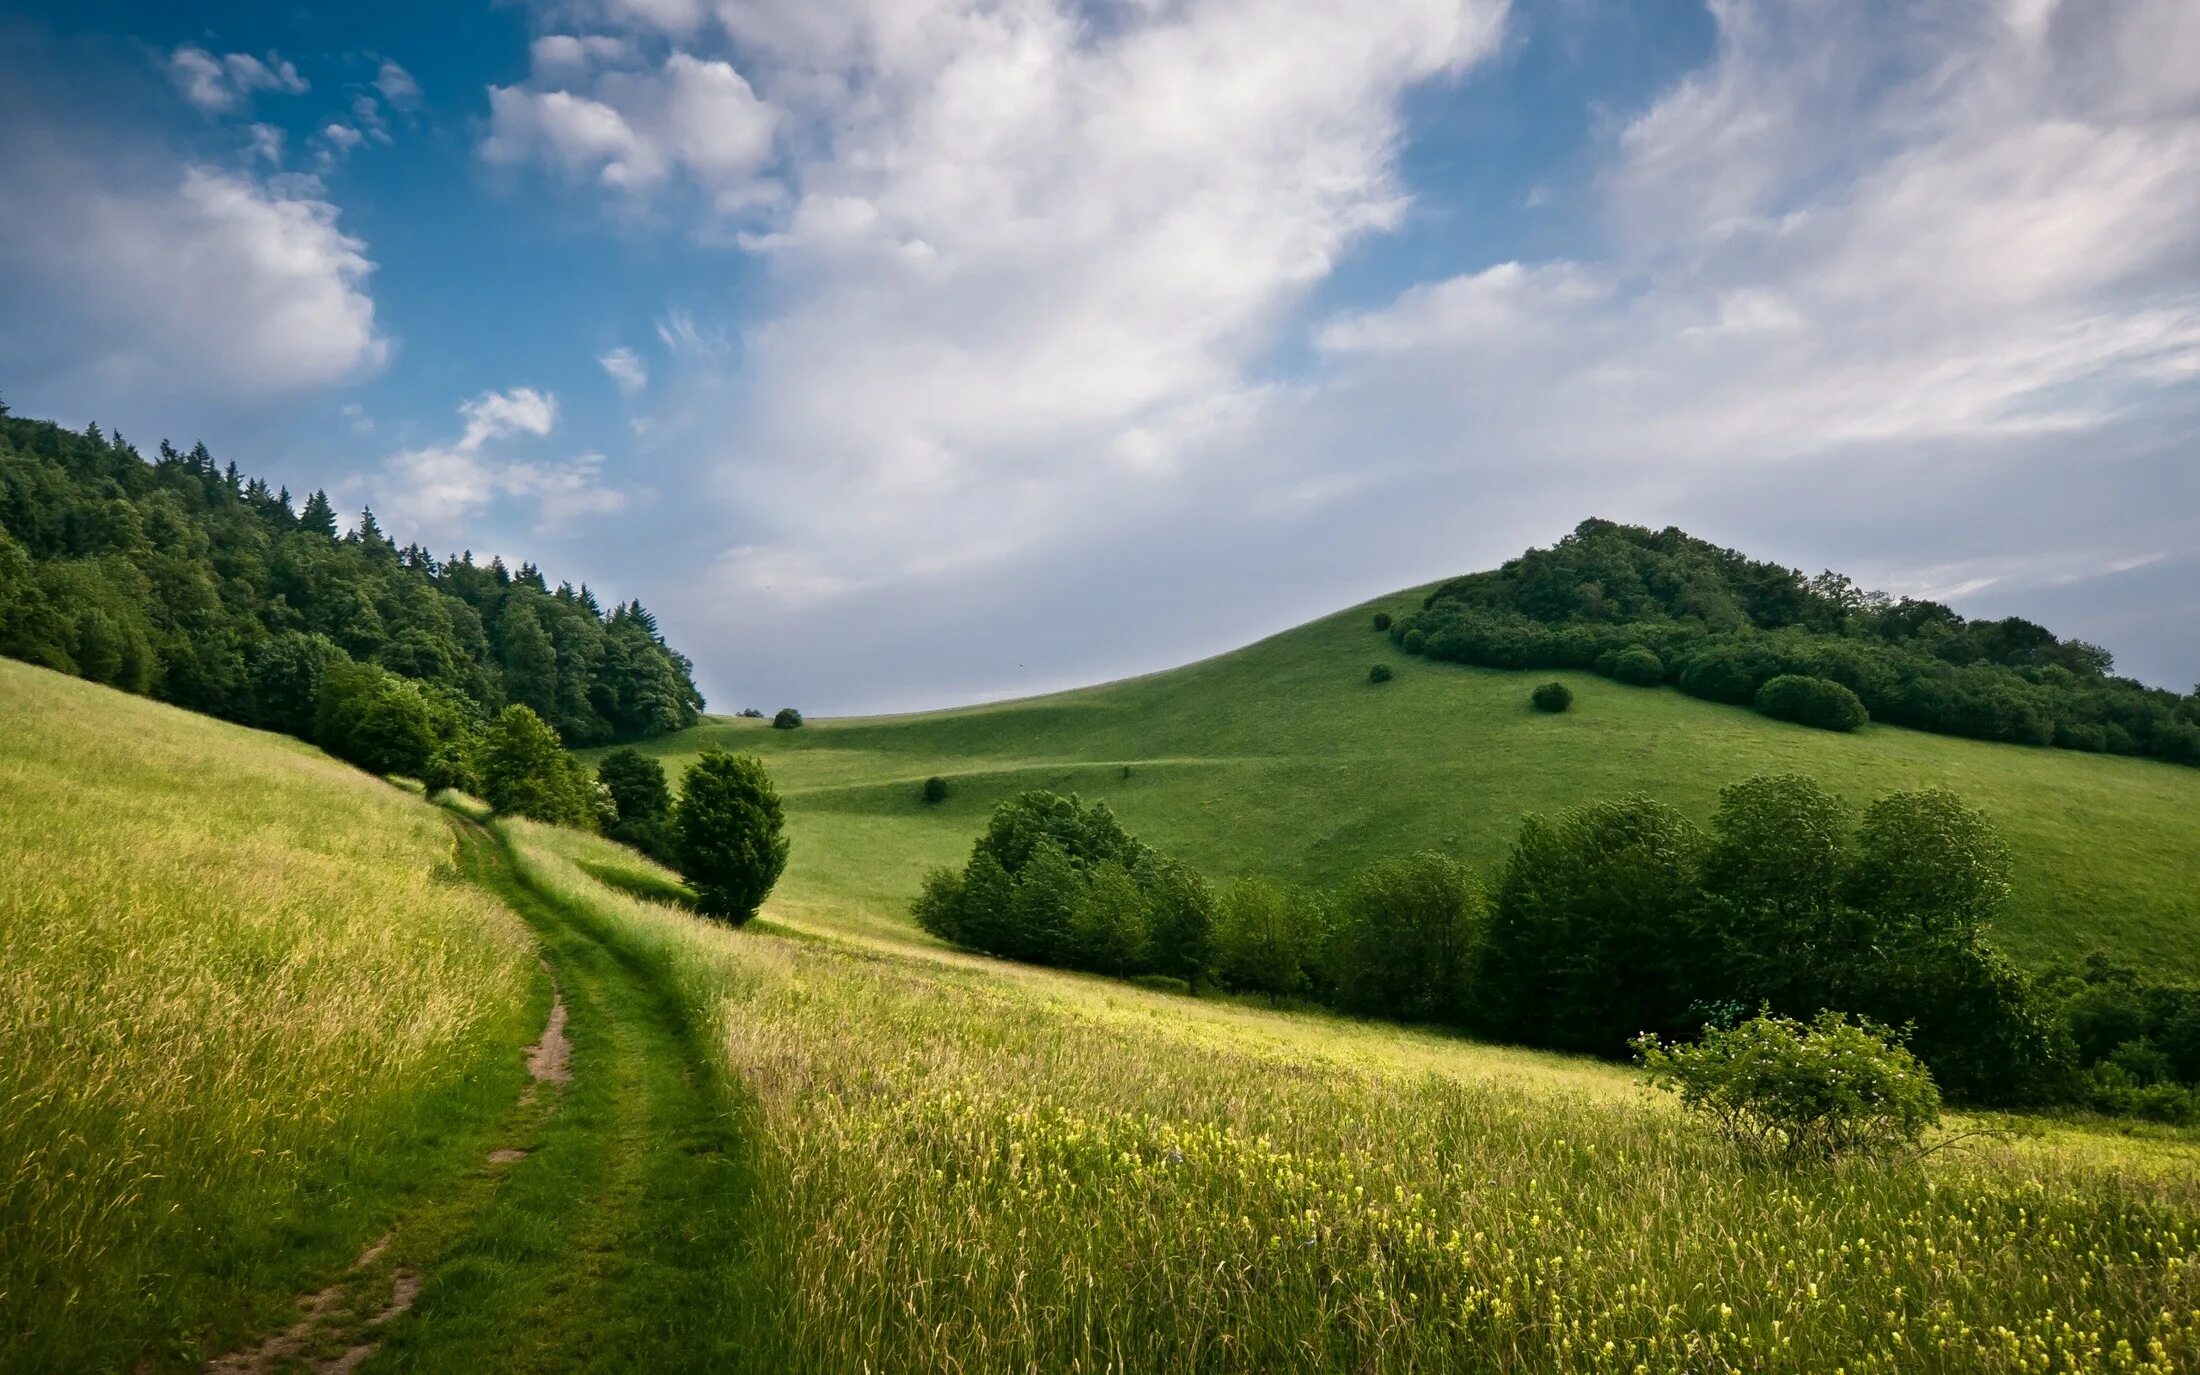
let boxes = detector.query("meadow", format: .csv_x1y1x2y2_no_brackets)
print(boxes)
506,819,2200,1374
607,592,2200,976
0,660,538,1373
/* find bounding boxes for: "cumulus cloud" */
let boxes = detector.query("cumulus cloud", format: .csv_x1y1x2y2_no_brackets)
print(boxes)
169,45,307,113
375,59,422,109
0,119,388,400
363,387,628,537
599,345,648,394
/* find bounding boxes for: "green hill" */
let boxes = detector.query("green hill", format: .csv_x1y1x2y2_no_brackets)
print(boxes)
611,589,2200,976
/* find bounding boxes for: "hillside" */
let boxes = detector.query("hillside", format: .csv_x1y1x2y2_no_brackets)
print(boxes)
0,658,537,1372
612,589,2200,977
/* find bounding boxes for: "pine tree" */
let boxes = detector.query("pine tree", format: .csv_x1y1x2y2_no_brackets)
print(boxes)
300,490,339,537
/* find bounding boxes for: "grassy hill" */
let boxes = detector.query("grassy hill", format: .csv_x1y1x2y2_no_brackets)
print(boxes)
610,590,2200,975
0,659,537,1372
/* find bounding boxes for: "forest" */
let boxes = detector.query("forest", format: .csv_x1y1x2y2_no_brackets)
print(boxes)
1387,519,2200,765
0,406,703,749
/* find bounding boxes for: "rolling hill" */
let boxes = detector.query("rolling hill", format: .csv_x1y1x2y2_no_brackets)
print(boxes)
608,588,2200,977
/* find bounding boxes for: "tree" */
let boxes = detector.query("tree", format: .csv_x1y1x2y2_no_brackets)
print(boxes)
1069,861,1150,975
1531,681,1573,712
299,489,339,537
479,705,595,827
773,707,804,729
1846,788,2009,945
247,631,349,738
1755,674,1869,732
1141,857,1216,987
1697,775,1854,1010
1330,853,1481,1024
597,748,671,827
1212,880,1325,1000
315,662,439,778
673,748,789,924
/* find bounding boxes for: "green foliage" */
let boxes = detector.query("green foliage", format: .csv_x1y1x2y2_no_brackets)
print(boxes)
1531,680,1573,713
0,408,702,750
479,706,598,828
1756,674,1870,732
1367,663,1393,684
922,775,950,805
1612,645,1664,686
1391,519,2190,765
1141,858,1217,988
1330,853,1481,1024
1211,880,1325,1000
315,661,453,779
1635,1011,1942,1162
598,748,672,827
1370,611,1392,632
1400,628,1427,655
773,707,804,730
673,749,790,924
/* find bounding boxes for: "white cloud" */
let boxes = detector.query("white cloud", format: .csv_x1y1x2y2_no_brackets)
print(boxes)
365,387,626,536
0,151,387,397
375,59,422,109
169,45,308,114
483,49,775,198
246,123,285,164
323,123,366,154
599,345,648,394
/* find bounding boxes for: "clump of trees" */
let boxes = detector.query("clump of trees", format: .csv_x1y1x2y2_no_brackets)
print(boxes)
479,705,602,827
0,409,704,751
1384,519,2200,767
772,708,804,730
672,749,789,924
1531,681,1573,713
912,779,2198,1116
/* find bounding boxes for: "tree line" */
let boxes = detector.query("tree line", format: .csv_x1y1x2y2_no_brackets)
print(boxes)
0,407,703,751
1384,519,2200,765
914,783,2200,1120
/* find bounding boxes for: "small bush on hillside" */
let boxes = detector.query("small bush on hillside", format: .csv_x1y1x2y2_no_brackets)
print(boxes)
1634,1011,1942,1162
1371,611,1393,632
1368,663,1393,684
1531,681,1573,713
922,775,950,805
673,748,789,925
772,707,804,730
738,707,765,719
1757,674,1869,732
1612,646,1664,686
1401,628,1428,655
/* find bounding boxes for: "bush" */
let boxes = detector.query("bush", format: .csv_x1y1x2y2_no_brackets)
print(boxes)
1401,628,1427,655
1531,681,1573,713
1634,1011,1942,1162
673,748,790,924
922,776,950,805
1368,663,1393,684
1612,646,1663,686
772,707,804,730
1755,674,1869,732
1371,611,1393,632
738,707,765,719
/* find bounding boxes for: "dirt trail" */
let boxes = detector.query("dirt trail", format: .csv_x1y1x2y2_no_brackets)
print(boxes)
198,968,571,1374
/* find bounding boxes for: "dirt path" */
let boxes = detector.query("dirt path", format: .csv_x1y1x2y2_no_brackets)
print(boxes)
194,818,747,1374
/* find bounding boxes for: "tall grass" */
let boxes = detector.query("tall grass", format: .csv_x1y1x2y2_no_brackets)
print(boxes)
0,662,534,1372
504,820,2200,1374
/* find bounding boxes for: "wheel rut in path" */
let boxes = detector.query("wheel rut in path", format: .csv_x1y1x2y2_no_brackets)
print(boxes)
198,818,749,1375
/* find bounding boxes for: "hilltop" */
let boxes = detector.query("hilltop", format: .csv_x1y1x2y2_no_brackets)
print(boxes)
613,543,2200,978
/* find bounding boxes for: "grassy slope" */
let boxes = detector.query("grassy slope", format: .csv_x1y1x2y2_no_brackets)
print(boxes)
500,820,2200,1374
0,660,537,1373
610,591,2200,974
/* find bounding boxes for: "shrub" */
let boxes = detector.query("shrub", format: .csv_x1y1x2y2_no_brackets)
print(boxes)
1755,674,1869,732
1531,681,1573,712
673,748,790,924
1612,646,1663,686
1401,628,1427,655
1634,1011,1942,1162
922,775,950,805
738,707,765,719
1371,611,1392,632
772,707,804,730
1368,664,1394,684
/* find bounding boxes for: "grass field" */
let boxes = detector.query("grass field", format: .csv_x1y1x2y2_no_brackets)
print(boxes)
607,591,2200,974
501,819,2200,1374
0,660,538,1373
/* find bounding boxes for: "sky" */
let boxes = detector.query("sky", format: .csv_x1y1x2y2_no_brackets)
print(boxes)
0,0,2194,713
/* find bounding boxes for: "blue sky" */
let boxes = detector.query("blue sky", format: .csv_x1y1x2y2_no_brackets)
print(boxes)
1,0,2195,712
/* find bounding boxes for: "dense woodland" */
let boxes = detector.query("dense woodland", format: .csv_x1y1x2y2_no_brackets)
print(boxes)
0,405,702,748
1389,519,2200,765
